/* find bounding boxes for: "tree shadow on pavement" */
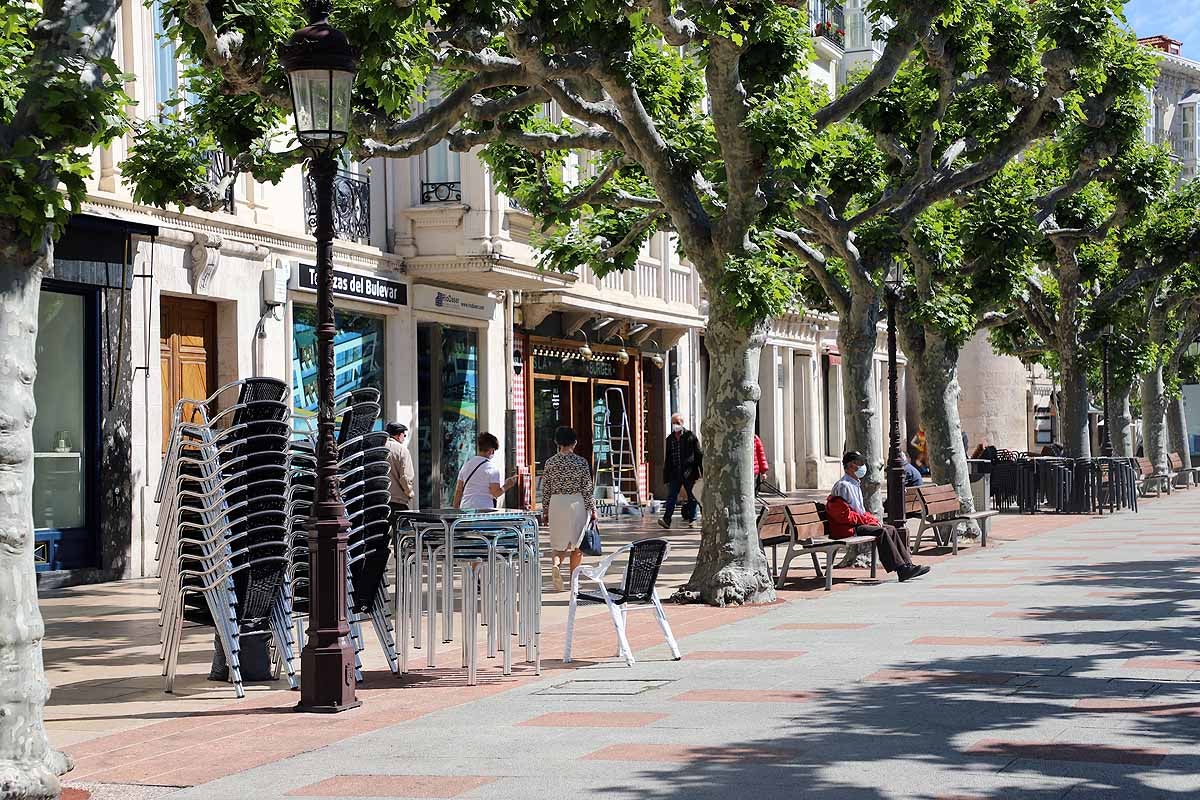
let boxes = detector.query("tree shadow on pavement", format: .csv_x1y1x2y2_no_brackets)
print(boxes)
590,559,1200,799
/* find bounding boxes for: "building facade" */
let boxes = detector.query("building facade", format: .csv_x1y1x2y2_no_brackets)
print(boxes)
35,1,901,585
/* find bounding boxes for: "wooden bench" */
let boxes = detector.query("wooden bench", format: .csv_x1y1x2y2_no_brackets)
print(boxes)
1135,456,1169,497
758,502,876,591
911,484,998,554
1168,452,1198,489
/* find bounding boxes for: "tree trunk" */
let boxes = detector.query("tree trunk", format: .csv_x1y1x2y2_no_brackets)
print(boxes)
838,303,884,517
1167,395,1192,485
1140,366,1168,474
1057,354,1092,458
901,328,976,517
676,297,775,606
0,251,71,799
1112,379,1134,458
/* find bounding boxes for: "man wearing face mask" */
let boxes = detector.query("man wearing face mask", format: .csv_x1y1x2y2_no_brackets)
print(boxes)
826,451,930,582
659,413,703,529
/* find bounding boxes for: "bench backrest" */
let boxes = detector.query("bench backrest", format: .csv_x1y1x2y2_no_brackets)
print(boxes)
1169,452,1184,471
916,484,963,518
903,486,924,517
1136,456,1155,477
785,502,828,541
758,504,790,545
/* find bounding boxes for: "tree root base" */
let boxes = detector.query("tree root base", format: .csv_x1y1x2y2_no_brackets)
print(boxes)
671,561,776,607
0,749,70,800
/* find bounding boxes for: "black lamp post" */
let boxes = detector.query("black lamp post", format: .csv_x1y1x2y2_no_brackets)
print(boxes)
884,260,906,528
281,0,361,714
1101,324,1114,458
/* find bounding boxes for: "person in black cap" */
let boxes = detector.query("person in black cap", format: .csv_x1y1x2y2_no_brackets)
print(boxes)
826,451,929,582
385,422,415,513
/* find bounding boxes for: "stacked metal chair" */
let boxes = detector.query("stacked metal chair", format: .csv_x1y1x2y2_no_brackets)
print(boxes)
155,378,296,698
286,393,399,682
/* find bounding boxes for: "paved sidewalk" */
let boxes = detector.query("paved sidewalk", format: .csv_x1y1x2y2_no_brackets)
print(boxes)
59,493,1200,798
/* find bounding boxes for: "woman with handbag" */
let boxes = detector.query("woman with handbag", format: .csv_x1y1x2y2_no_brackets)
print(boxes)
541,426,596,591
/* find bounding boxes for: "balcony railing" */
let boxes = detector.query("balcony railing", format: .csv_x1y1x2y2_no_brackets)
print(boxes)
1153,127,1182,154
206,151,237,214
420,181,462,203
304,169,371,244
810,0,845,48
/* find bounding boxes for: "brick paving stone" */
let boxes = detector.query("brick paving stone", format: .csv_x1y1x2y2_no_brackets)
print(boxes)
671,690,817,703
911,635,1042,647
287,775,496,797
1123,657,1200,670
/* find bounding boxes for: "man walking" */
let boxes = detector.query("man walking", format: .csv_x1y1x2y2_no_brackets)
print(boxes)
385,422,416,514
826,451,930,582
659,413,702,529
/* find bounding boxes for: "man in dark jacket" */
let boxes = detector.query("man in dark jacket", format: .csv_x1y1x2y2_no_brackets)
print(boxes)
659,413,702,529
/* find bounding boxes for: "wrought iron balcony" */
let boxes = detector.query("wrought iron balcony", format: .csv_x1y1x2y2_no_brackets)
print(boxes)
206,151,237,214
810,0,845,48
304,169,372,244
421,181,462,203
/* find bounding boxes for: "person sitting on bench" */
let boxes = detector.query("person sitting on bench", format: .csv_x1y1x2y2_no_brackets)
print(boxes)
826,451,930,583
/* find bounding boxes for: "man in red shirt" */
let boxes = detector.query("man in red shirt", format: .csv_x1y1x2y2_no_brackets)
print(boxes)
826,451,930,582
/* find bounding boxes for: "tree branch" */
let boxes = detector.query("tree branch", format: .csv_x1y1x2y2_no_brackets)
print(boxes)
775,227,851,314
706,38,764,249
598,210,665,262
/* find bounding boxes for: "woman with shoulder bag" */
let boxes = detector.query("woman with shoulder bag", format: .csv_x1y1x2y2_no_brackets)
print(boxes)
453,432,517,510
541,426,597,592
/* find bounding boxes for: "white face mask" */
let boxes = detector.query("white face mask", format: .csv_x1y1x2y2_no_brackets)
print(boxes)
854,464,867,479
671,424,683,434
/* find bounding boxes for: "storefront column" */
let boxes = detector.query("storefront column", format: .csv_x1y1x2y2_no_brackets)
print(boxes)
782,348,797,491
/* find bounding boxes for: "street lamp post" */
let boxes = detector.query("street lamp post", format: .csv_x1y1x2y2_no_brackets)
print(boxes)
1101,324,1114,458
281,0,361,714
884,261,906,529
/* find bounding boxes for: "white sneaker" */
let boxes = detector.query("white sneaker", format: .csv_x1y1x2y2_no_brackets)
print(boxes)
552,565,564,592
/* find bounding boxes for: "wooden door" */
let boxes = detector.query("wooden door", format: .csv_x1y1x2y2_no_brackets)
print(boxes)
160,297,217,452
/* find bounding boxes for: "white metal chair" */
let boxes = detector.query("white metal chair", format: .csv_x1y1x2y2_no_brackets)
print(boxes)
564,537,680,667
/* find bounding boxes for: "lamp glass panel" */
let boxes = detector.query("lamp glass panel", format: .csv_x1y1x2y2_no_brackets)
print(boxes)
331,71,354,135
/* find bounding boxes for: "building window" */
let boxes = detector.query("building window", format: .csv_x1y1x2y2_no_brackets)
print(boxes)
822,353,843,458
1182,106,1195,156
152,0,178,117
291,306,386,435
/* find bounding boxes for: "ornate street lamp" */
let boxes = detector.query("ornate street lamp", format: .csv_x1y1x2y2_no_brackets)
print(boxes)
281,0,361,714
884,260,906,528
1101,324,1115,458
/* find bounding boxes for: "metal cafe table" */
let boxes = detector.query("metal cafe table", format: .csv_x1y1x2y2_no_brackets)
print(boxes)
393,508,541,684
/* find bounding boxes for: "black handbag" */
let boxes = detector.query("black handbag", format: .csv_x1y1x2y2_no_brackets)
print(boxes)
579,519,603,556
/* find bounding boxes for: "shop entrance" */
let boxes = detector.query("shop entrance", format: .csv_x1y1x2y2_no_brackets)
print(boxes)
160,296,217,453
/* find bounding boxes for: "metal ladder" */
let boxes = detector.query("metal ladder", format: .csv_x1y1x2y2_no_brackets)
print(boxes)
592,387,644,517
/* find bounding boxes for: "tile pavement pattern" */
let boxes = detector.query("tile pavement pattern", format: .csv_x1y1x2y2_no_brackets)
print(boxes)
58,491,1200,799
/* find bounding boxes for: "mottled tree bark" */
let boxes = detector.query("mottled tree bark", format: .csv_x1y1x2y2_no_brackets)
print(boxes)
1167,396,1192,486
837,304,884,518
1140,365,1168,474
0,248,70,799
1112,379,1134,458
675,297,775,605
1057,353,1093,459
899,326,976,519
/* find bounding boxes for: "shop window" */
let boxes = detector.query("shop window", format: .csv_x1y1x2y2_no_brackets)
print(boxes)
417,323,480,507
822,353,843,458
33,291,88,533
291,306,386,435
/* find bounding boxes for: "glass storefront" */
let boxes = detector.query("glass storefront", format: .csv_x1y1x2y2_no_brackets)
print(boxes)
292,305,385,434
417,323,479,508
33,291,88,532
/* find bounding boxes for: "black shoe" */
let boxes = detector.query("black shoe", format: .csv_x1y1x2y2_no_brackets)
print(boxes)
657,518,671,530
898,564,931,582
